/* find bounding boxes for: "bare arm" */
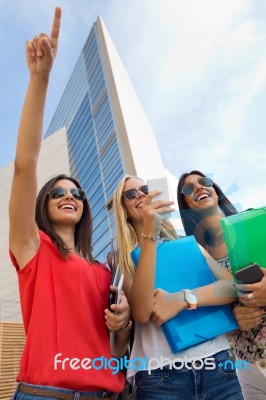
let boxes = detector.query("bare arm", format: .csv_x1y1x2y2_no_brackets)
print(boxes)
197,245,237,301
130,239,158,323
9,8,61,269
232,304,264,331
151,246,237,327
129,192,175,323
152,282,236,328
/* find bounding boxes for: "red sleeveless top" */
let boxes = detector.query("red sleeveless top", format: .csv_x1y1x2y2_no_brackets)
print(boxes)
10,231,125,392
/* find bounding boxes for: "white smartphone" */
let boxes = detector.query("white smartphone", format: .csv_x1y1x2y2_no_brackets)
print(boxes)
108,264,120,309
147,177,173,219
114,273,124,313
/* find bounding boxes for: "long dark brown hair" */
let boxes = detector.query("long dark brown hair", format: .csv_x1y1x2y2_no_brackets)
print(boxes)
35,174,95,262
177,170,238,237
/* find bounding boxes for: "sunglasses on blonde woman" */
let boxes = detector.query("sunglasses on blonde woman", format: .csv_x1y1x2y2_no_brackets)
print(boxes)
181,177,213,196
48,186,86,201
122,185,149,201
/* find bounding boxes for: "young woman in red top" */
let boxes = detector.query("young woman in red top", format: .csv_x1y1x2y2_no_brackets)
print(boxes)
9,7,131,399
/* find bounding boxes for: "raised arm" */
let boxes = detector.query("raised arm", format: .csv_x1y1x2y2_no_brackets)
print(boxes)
129,192,174,323
9,7,61,269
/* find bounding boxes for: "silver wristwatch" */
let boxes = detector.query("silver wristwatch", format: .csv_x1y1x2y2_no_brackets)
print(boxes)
183,289,198,310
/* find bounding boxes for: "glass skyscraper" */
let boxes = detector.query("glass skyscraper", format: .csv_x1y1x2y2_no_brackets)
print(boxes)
0,15,179,323
45,17,166,262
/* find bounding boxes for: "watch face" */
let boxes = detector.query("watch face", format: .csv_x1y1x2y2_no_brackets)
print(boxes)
186,293,197,303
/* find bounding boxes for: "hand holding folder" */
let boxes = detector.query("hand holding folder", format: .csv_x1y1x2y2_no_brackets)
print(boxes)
220,206,266,276
131,236,238,353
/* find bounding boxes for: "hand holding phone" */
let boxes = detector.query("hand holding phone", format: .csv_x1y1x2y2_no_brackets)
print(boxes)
147,177,173,219
235,263,264,285
235,263,265,307
109,273,124,313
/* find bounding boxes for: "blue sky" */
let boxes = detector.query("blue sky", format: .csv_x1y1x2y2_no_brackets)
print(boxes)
0,0,265,211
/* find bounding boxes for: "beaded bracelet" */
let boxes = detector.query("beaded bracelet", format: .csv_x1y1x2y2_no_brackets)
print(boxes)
141,233,160,241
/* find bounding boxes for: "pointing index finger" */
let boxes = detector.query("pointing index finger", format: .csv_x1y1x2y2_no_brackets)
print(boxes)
50,6,61,45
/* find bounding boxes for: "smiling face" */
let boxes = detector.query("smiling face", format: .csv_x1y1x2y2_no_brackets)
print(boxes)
182,174,219,212
47,179,84,228
122,178,147,224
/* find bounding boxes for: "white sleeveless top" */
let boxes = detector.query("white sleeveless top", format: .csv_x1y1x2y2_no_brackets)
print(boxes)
127,320,229,382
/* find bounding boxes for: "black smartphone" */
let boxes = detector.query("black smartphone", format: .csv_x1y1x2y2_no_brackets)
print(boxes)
235,263,264,284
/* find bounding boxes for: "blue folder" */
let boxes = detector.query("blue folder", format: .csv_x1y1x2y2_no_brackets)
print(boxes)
131,236,238,353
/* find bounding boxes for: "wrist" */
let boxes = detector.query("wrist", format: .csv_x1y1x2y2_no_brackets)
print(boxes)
182,289,198,310
141,233,160,241
29,74,50,87
118,317,133,333
174,292,188,311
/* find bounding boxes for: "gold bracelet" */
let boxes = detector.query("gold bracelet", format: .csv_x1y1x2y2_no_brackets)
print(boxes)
119,318,133,332
141,233,160,241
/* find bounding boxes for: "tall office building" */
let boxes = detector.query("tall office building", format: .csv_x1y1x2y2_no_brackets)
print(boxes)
45,16,169,261
0,16,179,322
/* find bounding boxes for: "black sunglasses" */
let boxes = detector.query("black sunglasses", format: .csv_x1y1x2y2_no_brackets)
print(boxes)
122,185,149,201
48,186,86,201
181,177,213,196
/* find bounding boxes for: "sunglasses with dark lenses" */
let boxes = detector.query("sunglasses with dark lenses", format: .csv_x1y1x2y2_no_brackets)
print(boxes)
48,186,86,201
181,177,213,196
122,185,149,201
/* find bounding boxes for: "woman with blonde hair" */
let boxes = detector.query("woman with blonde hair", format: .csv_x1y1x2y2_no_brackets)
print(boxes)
112,174,244,400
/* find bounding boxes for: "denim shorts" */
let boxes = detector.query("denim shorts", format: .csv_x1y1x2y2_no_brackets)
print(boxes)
135,350,244,400
11,382,116,400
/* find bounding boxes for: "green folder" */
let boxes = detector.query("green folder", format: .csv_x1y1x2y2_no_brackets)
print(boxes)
220,207,266,276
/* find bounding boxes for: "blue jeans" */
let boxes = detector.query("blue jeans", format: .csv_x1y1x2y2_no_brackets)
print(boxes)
11,382,115,399
135,350,244,400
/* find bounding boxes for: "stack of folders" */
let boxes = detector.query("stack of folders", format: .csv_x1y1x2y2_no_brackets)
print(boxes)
131,236,238,354
220,206,266,276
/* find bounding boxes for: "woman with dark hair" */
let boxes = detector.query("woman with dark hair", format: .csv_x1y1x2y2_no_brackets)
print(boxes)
9,8,130,399
35,174,94,261
177,170,266,399
177,170,238,264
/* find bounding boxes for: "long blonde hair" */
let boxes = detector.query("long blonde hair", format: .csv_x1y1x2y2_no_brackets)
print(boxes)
113,175,179,276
